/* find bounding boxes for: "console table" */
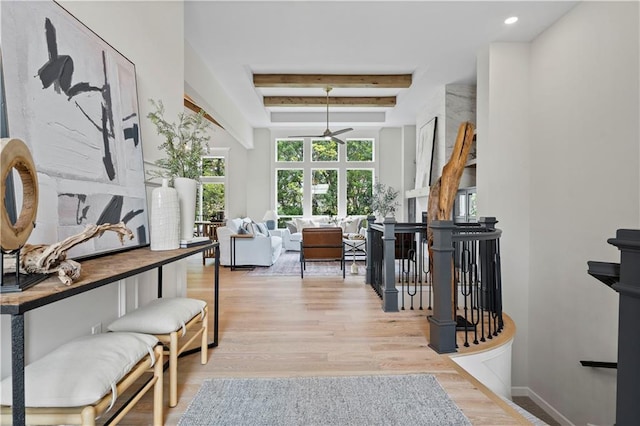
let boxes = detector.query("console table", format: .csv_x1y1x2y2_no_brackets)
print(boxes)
1,243,219,426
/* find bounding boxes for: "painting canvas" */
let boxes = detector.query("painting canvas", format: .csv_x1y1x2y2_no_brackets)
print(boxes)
415,117,437,189
1,1,149,258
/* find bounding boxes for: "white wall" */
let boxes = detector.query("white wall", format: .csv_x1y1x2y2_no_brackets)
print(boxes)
378,127,405,220
246,128,271,220
402,125,417,221
184,41,254,149
1,0,185,377
478,2,639,424
477,42,532,392
527,2,639,424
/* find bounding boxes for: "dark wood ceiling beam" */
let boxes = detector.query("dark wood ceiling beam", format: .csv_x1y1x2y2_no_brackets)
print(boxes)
253,74,412,88
263,96,396,107
184,96,223,128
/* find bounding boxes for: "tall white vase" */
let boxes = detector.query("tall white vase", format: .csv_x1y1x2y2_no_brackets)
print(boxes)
150,178,180,251
173,177,198,241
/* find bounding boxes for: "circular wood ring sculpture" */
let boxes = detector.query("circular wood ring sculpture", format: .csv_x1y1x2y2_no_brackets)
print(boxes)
1,138,39,250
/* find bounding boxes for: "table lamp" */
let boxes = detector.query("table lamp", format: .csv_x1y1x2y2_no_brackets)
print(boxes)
263,210,278,230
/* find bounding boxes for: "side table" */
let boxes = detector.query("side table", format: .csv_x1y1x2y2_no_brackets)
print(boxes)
343,238,366,274
230,234,255,271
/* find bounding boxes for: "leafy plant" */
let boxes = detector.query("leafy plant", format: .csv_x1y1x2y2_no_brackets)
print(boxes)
371,182,400,218
147,99,210,182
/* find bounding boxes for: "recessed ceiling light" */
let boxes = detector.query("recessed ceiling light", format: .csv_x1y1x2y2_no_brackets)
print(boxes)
505,16,518,25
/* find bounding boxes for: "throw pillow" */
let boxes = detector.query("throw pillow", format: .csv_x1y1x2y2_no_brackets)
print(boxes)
285,221,297,234
256,222,270,236
344,217,361,234
227,218,244,233
295,218,317,231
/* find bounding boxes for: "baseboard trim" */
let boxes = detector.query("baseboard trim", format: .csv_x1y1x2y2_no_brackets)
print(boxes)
511,386,575,425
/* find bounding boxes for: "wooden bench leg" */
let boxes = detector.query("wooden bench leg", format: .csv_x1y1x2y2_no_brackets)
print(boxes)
80,406,96,426
169,331,179,408
153,345,164,425
201,310,208,365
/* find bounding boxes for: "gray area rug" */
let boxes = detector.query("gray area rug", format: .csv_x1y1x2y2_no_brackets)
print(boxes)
247,251,364,277
178,374,471,425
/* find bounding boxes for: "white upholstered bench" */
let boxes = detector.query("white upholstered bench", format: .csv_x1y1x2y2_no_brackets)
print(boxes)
0,332,163,426
107,297,208,407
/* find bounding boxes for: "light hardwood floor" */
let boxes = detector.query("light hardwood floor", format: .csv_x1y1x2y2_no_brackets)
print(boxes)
120,255,530,425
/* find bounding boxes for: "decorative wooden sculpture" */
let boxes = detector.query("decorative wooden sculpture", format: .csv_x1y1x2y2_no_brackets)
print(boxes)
1,138,39,251
427,121,475,243
3,222,133,285
426,122,475,318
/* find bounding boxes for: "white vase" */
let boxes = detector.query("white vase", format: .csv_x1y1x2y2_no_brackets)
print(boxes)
150,178,180,251
173,177,198,241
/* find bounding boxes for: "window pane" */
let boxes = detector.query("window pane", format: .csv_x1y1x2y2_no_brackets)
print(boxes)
202,157,225,177
201,183,225,220
346,139,373,162
277,139,304,162
277,169,303,215
346,169,373,215
312,169,337,216
311,139,338,162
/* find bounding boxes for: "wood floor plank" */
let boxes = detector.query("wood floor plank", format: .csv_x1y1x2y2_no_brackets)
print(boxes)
109,257,528,425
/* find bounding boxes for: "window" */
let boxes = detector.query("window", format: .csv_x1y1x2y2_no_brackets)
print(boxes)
199,150,228,221
312,139,338,162
346,139,374,162
277,139,303,162
276,169,303,216
311,169,337,216
346,169,373,215
274,137,375,219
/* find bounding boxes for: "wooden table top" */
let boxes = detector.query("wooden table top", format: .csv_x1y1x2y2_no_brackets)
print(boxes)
1,243,216,314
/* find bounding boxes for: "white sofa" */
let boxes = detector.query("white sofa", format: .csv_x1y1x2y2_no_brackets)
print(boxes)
217,218,282,266
281,216,366,251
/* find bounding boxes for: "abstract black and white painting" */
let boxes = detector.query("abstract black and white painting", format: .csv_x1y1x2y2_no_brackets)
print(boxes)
1,1,149,258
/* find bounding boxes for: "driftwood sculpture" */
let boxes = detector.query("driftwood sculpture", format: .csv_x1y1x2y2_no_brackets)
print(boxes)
426,122,475,318
3,222,133,285
427,121,475,244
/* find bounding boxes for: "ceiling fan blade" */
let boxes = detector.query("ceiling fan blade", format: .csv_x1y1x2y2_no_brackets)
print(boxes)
331,136,346,144
328,127,353,137
288,134,322,138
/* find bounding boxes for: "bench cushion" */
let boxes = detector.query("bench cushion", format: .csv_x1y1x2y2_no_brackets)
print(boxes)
0,332,158,407
107,297,206,335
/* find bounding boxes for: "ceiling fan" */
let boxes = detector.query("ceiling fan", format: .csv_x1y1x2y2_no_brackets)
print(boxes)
289,87,353,144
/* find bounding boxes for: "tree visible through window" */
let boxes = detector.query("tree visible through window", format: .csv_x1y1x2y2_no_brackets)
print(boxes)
277,139,303,162
274,137,375,218
346,139,373,162
346,169,373,215
312,169,337,216
277,169,303,216
312,140,338,161
200,155,226,221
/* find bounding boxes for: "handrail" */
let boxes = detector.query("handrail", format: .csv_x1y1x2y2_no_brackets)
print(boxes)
366,216,504,355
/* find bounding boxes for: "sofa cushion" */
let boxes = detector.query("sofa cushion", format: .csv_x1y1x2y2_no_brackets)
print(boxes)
108,297,207,335
0,332,158,408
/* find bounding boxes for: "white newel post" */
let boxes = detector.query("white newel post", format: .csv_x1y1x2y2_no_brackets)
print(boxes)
173,177,198,241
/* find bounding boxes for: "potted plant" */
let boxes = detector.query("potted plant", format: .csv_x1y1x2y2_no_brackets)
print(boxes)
147,99,211,240
371,182,400,222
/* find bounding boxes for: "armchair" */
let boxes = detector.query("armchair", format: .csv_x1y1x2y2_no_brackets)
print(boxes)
300,227,344,278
